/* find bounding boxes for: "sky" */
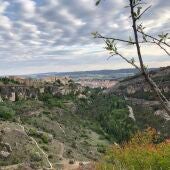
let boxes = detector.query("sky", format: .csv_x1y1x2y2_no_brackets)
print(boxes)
0,0,169,75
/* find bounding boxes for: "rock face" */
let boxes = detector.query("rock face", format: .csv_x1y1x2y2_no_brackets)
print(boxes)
0,79,84,102
0,85,39,102
0,142,12,152
154,110,170,121
0,151,10,158
110,66,170,100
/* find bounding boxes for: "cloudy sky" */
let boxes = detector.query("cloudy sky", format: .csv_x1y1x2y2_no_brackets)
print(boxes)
0,0,169,75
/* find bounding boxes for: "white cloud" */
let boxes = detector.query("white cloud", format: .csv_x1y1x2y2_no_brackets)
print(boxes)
0,0,169,75
0,1,9,13
15,0,36,18
0,15,12,30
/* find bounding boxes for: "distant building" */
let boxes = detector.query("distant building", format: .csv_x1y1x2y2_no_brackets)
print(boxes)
76,79,118,88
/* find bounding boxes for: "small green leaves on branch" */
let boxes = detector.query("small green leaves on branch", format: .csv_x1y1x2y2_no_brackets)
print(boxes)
104,39,117,54
137,24,170,55
95,0,101,6
132,0,142,6
92,32,136,45
103,39,141,71
158,33,169,44
131,57,135,64
137,6,142,16
137,25,170,47
91,31,99,38
132,0,147,8
133,5,151,20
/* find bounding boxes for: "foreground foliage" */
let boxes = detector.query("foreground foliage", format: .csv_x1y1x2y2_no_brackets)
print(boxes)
96,128,170,170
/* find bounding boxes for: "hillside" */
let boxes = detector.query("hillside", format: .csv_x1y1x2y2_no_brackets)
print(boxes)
0,68,170,169
109,66,170,139
0,79,136,170
111,66,170,100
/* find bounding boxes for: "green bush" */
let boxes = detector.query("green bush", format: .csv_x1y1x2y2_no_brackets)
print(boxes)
41,145,49,151
28,128,52,144
30,152,42,162
39,93,65,108
97,144,106,154
0,106,15,120
96,129,170,170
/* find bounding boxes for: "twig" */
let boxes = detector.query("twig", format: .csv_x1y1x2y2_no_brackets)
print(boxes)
154,40,170,56
108,51,141,72
133,2,147,8
138,30,170,48
96,34,136,44
136,6,152,20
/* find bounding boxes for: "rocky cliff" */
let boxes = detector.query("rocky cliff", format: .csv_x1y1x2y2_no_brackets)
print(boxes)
110,66,170,100
0,79,84,102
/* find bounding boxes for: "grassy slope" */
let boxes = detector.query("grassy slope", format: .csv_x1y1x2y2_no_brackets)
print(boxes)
0,96,110,169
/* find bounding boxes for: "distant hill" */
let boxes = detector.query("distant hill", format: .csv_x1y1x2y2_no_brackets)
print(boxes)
27,68,147,80
110,66,170,100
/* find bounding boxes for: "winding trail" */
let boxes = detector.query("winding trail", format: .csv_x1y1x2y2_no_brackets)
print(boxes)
58,142,64,158
17,123,53,170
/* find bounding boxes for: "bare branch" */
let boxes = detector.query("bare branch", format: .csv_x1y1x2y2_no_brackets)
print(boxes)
136,6,152,20
115,52,141,71
133,2,147,8
138,30,170,48
95,33,136,44
155,41,170,56
139,40,170,56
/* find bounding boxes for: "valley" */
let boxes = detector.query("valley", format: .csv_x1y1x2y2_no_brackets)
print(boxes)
0,67,170,170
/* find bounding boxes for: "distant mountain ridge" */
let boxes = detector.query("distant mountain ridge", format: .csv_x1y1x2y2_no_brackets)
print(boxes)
27,68,156,80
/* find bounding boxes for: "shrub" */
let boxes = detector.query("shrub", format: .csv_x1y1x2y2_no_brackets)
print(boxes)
97,144,106,154
28,128,52,144
39,93,65,108
41,133,49,144
41,145,49,151
96,128,170,170
48,154,54,159
0,106,15,120
30,152,42,162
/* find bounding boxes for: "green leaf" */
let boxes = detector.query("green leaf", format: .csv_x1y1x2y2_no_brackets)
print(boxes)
91,31,98,38
96,0,101,6
129,36,133,42
137,6,142,16
143,35,147,42
131,58,135,64
133,12,137,17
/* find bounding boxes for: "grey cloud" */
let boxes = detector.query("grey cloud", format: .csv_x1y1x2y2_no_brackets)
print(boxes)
0,0,169,75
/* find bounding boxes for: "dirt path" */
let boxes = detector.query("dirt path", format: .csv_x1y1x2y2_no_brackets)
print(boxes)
17,123,53,170
58,142,64,158
16,123,92,170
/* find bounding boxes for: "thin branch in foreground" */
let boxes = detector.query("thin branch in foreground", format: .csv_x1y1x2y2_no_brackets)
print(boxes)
92,32,136,45
107,51,141,72
155,42,170,56
138,30,170,48
135,6,152,20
